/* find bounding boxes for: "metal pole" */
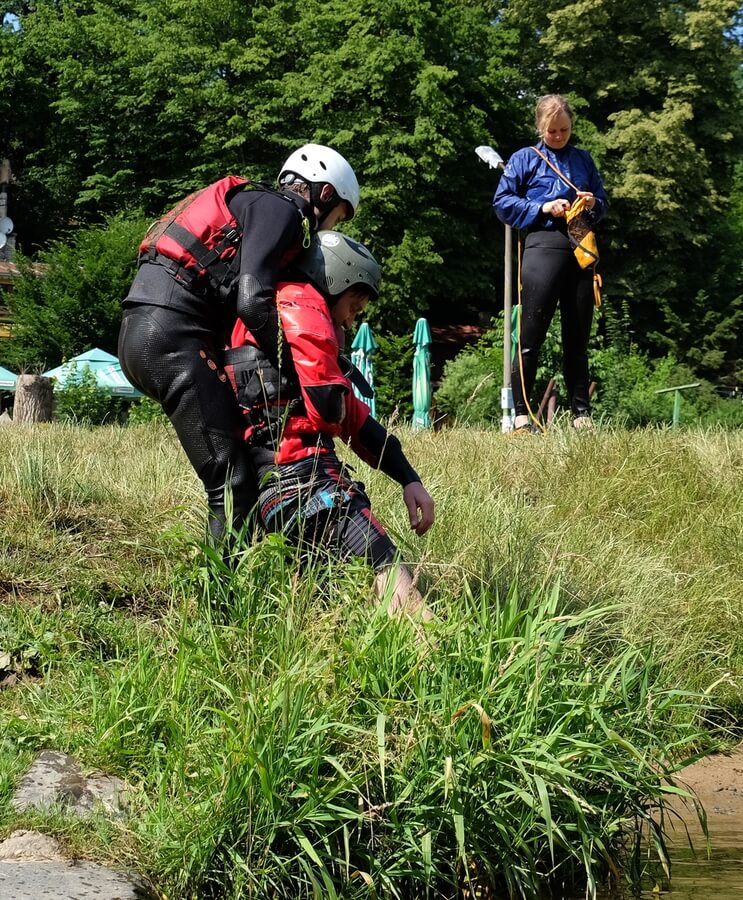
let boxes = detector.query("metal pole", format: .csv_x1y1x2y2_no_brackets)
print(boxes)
654,382,700,429
475,145,513,432
672,390,682,429
501,224,514,432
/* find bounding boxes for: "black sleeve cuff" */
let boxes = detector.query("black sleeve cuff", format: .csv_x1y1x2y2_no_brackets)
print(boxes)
305,384,348,425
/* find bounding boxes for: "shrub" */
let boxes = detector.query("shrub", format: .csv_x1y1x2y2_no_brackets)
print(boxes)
126,396,170,426
53,363,125,426
694,397,743,429
589,347,730,427
435,343,502,425
373,332,415,421
5,213,149,370
434,311,573,425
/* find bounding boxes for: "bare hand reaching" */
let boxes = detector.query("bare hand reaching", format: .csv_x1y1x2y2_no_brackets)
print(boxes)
542,198,571,217
403,482,435,536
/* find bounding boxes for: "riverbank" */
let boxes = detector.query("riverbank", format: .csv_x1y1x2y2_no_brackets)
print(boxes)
673,744,743,827
1,421,741,898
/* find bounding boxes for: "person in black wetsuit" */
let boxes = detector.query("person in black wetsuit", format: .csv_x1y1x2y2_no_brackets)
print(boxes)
118,144,360,541
494,95,609,432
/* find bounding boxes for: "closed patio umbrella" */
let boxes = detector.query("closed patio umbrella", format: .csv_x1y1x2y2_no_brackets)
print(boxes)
412,317,432,430
350,322,378,417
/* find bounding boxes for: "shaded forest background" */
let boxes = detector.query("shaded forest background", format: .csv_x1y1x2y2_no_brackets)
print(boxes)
0,0,741,386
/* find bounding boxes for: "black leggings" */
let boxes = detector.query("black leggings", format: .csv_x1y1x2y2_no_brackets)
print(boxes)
512,230,595,418
118,268,257,540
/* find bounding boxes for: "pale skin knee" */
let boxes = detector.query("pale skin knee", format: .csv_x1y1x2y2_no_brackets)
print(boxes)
373,564,433,624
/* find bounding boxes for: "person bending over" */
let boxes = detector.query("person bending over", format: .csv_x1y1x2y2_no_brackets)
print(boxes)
118,144,359,540
226,231,435,621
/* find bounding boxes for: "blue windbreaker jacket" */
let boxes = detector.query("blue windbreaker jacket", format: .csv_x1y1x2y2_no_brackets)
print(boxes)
493,141,608,231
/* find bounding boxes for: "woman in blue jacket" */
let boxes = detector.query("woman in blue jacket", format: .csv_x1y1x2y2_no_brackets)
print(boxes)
494,95,608,431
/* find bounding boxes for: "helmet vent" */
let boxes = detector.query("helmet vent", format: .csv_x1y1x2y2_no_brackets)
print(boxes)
320,161,327,170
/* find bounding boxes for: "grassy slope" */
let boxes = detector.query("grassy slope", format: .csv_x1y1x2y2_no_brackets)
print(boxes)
0,421,740,898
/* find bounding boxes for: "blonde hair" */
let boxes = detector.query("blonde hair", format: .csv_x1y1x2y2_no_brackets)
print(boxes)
535,94,574,137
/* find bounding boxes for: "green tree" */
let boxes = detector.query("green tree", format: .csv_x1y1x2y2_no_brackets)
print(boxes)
2,0,512,331
3,213,147,369
2,0,741,381
499,0,743,380
372,333,414,421
260,0,515,332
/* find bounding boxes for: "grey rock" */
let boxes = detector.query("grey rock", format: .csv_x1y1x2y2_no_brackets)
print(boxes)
4,755,154,898
12,750,128,819
0,831,66,862
0,860,153,899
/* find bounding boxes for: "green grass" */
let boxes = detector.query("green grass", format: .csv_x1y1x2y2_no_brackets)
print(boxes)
1,419,741,898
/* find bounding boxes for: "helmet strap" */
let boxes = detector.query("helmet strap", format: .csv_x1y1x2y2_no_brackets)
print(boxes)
311,183,340,225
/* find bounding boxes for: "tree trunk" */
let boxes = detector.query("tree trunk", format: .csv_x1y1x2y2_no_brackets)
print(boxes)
546,388,558,425
13,375,54,424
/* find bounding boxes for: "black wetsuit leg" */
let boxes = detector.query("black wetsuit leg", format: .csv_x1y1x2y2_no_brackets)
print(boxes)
512,232,564,418
559,262,595,417
118,293,257,541
511,230,594,418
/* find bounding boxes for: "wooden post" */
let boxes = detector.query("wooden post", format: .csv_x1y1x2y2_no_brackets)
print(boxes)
537,378,557,421
13,375,54,424
547,388,558,425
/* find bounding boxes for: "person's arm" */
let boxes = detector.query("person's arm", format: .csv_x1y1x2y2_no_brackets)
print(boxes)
570,148,609,223
493,150,544,230
278,284,349,433
584,153,609,224
229,190,312,366
343,404,434,536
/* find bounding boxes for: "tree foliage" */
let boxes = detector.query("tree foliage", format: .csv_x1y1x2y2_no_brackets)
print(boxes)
52,363,126,426
1,0,741,378
2,214,147,369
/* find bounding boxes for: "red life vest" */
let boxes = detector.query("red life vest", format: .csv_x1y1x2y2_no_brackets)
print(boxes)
138,175,247,290
228,283,373,463
138,176,306,293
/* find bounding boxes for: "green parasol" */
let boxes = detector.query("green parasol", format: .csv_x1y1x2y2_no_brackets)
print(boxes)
0,364,17,391
412,317,432,430
42,348,142,397
350,322,378,417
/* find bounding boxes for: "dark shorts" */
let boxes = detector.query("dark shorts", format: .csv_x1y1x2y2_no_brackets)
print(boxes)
256,454,398,572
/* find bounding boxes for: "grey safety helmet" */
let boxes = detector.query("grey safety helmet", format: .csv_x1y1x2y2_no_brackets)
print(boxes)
293,231,381,303
278,144,360,219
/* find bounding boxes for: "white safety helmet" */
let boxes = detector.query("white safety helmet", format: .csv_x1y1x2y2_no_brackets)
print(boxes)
279,143,360,219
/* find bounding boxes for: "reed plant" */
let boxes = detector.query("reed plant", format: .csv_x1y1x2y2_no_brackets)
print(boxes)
1,420,740,898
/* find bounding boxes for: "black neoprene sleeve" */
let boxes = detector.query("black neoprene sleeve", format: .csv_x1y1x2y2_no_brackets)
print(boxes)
358,417,421,487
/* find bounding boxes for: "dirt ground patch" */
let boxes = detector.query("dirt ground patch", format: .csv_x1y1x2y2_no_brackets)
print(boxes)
666,743,743,846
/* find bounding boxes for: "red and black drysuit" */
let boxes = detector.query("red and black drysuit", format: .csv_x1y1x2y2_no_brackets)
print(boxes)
227,281,421,572
118,180,313,540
